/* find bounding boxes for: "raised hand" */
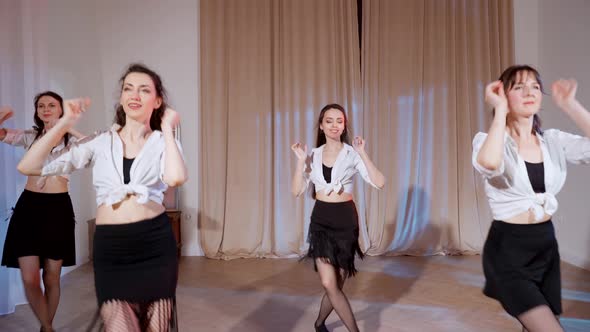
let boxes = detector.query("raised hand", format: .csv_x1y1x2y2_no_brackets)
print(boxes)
352,136,365,153
0,106,14,125
46,118,59,130
485,80,508,115
61,98,90,128
291,142,307,162
552,78,578,111
161,107,180,132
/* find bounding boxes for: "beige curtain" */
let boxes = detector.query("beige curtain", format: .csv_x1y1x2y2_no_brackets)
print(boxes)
200,0,362,258
361,0,514,255
200,0,514,258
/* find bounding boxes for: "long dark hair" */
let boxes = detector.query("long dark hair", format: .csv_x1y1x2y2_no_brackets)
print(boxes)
114,63,168,131
315,103,351,147
498,65,545,135
310,103,351,199
33,91,70,147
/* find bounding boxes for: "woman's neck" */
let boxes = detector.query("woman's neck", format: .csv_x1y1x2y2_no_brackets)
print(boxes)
324,138,343,151
507,115,535,142
119,118,152,141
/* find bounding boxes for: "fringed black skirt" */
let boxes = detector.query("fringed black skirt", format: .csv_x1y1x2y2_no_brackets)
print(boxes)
89,212,178,331
1,190,76,268
305,200,364,278
482,220,562,317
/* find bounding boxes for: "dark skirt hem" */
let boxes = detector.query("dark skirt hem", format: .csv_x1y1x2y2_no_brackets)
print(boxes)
482,219,562,317
1,190,76,268
91,212,178,330
303,200,364,279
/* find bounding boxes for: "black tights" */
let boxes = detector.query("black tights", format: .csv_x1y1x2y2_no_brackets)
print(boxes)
95,299,176,332
315,259,359,332
517,305,563,332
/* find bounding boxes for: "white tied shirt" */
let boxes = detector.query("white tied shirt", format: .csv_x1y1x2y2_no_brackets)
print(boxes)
301,143,379,195
41,125,183,207
2,128,75,188
472,129,590,221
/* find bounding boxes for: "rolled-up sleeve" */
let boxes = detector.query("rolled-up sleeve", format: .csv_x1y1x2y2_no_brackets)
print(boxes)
353,152,380,189
545,129,590,165
41,133,100,176
2,129,36,148
472,132,505,179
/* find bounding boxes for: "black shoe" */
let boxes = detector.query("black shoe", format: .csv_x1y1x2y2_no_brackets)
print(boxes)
314,323,329,332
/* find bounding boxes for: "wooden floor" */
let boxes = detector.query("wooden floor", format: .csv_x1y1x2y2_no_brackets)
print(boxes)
0,256,589,331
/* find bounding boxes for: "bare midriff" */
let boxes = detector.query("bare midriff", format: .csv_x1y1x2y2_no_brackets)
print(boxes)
24,175,68,193
96,194,165,225
503,209,552,224
315,191,353,203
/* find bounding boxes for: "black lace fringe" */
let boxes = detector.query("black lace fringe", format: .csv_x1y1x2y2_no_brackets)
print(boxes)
86,297,178,332
305,229,364,278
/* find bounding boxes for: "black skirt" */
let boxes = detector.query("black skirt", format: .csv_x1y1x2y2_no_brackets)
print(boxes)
93,212,178,304
482,220,562,317
1,190,76,268
305,200,364,278
91,212,178,331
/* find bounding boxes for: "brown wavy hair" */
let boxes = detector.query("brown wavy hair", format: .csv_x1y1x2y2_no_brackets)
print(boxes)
498,65,545,135
114,63,168,131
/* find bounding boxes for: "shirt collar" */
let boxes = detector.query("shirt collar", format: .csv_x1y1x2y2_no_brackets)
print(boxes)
504,130,545,147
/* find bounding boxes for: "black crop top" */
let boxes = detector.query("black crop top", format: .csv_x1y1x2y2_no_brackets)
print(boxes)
525,161,545,193
322,164,332,184
123,157,135,184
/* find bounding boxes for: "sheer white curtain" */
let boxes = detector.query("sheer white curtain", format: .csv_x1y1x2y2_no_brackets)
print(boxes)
361,0,513,256
0,0,49,315
199,0,363,258
200,0,513,258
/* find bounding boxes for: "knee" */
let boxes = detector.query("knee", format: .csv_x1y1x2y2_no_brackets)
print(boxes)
21,271,41,289
320,275,339,292
42,271,61,289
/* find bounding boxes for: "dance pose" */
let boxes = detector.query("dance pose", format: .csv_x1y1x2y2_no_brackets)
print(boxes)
291,104,385,332
18,64,187,331
473,65,590,332
1,91,84,332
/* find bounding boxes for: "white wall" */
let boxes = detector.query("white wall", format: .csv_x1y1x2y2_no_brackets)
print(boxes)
514,0,590,270
45,0,108,274
513,0,539,67
92,0,202,256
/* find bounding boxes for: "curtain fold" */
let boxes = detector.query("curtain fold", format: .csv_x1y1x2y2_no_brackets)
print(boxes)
200,0,362,258
361,0,514,255
199,0,514,258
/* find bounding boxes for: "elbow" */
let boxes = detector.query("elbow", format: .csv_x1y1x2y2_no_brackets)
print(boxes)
16,162,27,175
476,155,501,172
291,184,307,197
166,180,185,187
291,178,305,197
17,162,33,175
370,173,386,189
375,178,386,189
165,174,188,187
291,188,301,197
